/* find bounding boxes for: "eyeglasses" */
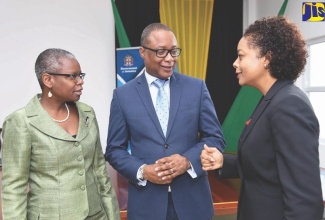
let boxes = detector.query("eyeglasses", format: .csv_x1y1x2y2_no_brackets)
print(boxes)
46,72,86,83
142,46,182,58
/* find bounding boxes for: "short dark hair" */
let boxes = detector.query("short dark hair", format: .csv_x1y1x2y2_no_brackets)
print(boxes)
140,23,173,46
244,16,307,81
35,48,76,88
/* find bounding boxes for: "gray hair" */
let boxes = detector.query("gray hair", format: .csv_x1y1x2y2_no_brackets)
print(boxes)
140,23,173,46
35,48,76,88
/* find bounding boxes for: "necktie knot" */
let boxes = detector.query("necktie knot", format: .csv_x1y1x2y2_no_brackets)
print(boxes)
152,79,167,88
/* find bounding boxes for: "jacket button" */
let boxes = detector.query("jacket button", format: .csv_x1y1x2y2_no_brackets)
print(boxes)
164,144,169,149
74,142,80,147
78,171,84,176
80,185,85,190
78,156,83,161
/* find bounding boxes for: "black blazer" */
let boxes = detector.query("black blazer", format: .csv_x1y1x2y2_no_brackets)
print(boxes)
220,80,323,220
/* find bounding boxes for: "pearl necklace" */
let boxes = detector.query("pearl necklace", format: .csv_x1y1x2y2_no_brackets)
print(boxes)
39,98,70,123
52,103,70,123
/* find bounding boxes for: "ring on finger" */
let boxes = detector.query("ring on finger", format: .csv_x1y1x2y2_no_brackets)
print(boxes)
170,168,174,174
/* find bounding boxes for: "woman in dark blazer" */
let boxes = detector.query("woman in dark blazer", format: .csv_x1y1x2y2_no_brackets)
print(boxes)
1,48,120,219
201,16,323,220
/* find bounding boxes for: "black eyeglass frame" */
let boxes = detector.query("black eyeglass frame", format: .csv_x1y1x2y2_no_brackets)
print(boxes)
142,46,182,58
45,72,86,82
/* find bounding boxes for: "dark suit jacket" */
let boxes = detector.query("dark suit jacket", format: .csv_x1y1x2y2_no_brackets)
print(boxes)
1,95,120,220
220,80,323,220
105,72,226,220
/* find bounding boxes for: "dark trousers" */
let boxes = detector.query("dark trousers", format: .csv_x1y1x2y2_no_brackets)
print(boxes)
166,192,179,220
166,192,212,220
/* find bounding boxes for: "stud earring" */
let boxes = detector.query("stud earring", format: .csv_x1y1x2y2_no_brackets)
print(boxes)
48,90,52,98
264,64,268,69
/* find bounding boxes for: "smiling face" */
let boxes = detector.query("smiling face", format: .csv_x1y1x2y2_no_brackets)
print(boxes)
233,37,269,91
140,29,178,79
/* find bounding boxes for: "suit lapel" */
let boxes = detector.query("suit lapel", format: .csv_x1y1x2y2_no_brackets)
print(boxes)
135,72,183,139
238,80,293,148
26,95,74,140
26,95,92,141
166,73,182,138
135,74,166,138
238,96,267,146
75,102,93,141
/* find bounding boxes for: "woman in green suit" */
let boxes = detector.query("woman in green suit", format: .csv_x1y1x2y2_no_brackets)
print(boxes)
1,48,120,220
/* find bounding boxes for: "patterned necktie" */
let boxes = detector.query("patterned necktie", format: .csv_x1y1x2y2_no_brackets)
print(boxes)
152,79,169,136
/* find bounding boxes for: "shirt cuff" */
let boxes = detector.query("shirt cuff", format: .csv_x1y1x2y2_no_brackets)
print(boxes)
186,161,197,178
137,164,147,186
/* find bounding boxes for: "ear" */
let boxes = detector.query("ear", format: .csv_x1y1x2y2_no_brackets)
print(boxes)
264,51,272,65
139,47,145,59
42,73,53,89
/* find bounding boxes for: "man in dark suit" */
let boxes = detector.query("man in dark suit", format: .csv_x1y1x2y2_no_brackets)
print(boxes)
105,23,226,220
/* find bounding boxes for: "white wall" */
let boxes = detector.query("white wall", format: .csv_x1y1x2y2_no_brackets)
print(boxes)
0,0,116,151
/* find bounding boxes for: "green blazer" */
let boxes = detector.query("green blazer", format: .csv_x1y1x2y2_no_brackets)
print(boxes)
1,95,120,220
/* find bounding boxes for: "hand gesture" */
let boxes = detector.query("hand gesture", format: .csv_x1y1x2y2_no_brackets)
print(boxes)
200,144,223,171
155,154,190,182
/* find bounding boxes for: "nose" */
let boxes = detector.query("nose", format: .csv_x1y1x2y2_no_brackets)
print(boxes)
164,51,175,61
75,77,84,85
233,58,239,69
